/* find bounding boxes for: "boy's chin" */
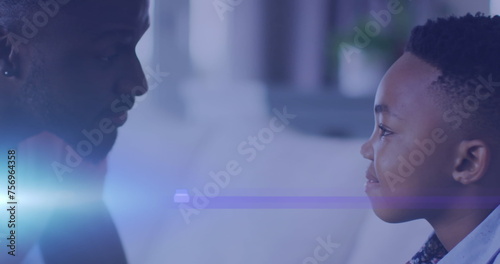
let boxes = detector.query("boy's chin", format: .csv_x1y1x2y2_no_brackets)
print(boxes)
372,207,424,224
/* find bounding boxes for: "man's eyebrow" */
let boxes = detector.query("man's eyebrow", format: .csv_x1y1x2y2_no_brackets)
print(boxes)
93,29,135,42
93,19,150,42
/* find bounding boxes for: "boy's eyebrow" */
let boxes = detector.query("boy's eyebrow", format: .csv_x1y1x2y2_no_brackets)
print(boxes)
374,104,389,114
374,104,403,120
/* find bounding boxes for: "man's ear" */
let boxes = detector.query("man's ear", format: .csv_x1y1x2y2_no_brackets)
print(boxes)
452,140,490,185
0,26,20,78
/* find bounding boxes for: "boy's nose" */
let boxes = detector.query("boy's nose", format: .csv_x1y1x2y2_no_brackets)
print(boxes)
360,140,374,161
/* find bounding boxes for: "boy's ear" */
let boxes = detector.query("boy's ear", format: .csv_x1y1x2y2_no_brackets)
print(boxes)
452,140,490,185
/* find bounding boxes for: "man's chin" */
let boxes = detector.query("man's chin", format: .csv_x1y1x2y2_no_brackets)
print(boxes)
62,129,118,164
79,130,117,163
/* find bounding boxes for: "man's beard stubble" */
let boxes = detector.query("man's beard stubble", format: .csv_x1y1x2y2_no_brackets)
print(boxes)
19,62,116,163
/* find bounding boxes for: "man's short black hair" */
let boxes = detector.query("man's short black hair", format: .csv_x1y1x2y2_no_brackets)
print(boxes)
0,1,39,31
405,13,500,142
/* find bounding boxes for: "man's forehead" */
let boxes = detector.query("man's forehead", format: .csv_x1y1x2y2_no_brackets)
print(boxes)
63,0,149,29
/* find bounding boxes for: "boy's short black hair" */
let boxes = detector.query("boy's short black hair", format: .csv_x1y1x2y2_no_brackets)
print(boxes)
405,13,500,142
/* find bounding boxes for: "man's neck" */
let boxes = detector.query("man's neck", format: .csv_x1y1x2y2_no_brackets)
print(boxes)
0,113,42,148
0,132,34,150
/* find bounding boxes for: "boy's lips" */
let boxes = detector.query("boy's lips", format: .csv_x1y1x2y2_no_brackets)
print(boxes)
365,166,380,183
365,166,381,194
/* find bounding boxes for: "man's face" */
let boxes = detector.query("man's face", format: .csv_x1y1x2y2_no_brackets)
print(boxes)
16,0,150,160
360,52,462,223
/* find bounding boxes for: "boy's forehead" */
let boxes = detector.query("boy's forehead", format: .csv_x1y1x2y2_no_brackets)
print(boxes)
375,53,442,118
378,53,441,97
387,53,440,85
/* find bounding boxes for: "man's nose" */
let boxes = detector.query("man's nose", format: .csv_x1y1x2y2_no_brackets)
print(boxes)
116,55,148,97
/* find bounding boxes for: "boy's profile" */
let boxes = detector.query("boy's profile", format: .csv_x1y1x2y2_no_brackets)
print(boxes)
361,14,500,263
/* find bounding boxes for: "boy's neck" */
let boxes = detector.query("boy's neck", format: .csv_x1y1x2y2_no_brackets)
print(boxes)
427,207,494,252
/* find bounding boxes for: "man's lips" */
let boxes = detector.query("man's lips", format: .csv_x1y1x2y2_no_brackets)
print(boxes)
103,100,134,127
109,111,128,127
101,109,130,127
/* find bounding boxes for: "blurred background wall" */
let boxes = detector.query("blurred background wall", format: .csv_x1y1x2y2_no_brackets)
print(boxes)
96,1,496,264
142,0,491,138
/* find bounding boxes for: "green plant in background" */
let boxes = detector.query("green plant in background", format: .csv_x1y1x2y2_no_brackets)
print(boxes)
329,0,453,73
332,6,411,65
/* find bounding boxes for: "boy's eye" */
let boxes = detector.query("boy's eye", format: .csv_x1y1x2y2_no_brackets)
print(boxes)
378,124,394,138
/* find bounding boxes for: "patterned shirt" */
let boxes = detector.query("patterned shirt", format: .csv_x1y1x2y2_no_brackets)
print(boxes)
406,233,447,264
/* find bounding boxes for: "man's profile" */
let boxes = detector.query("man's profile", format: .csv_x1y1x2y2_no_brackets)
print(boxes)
0,0,150,263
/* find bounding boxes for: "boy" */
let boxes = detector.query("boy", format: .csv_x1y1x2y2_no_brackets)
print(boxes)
361,14,500,263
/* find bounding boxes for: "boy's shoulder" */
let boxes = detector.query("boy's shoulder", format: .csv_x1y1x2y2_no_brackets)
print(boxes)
435,205,500,264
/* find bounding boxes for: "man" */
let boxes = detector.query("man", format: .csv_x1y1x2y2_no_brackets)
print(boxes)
0,0,150,263
361,14,500,263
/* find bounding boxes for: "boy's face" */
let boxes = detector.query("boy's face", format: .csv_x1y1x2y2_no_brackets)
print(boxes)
361,52,462,223
14,0,150,160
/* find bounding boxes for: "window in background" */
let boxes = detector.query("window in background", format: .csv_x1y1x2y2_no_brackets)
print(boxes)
491,0,500,15
137,0,155,68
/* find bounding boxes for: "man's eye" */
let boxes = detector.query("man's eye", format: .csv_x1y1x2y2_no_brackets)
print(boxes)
100,53,119,62
99,44,127,62
99,44,134,63
378,124,393,138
